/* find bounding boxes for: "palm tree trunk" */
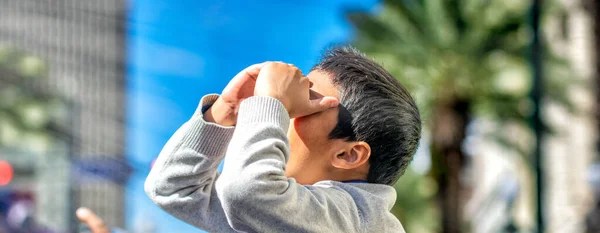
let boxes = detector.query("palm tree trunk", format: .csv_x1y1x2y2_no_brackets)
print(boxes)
591,0,600,146
430,97,470,233
586,0,600,231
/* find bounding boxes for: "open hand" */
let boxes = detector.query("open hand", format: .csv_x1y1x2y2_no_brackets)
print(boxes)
254,62,338,118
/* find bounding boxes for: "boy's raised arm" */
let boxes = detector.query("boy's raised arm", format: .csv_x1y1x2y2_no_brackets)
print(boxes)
144,94,237,233
216,96,359,233
144,63,264,232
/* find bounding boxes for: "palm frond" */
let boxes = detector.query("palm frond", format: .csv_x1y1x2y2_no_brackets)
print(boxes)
384,0,427,35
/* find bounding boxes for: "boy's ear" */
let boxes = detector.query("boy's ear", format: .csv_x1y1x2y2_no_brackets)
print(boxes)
332,141,371,170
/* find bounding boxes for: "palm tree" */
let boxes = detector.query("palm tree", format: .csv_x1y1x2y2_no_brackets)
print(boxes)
347,0,573,232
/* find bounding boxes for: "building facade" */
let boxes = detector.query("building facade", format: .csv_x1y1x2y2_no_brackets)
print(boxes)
0,0,127,230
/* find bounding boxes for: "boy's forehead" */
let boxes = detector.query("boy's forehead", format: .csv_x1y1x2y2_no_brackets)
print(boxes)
306,70,339,98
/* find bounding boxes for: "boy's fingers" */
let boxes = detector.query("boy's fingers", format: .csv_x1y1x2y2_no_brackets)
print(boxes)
76,207,110,233
237,63,266,81
305,96,339,116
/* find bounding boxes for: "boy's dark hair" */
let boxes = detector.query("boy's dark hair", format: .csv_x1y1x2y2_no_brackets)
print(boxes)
312,46,421,186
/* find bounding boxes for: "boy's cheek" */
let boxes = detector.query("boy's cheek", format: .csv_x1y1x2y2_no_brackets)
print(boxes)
292,115,324,142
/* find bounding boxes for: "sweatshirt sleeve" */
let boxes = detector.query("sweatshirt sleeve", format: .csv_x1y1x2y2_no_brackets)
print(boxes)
144,94,237,233
216,96,361,233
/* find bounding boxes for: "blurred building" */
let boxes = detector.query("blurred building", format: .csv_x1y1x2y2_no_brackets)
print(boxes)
0,0,127,231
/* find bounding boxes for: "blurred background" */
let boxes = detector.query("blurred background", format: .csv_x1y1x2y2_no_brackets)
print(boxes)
0,0,598,232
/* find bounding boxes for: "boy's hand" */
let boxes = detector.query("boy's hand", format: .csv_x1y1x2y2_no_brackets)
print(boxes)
205,63,265,126
254,62,338,118
76,207,110,233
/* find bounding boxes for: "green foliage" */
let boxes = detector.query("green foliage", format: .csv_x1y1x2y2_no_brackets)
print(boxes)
0,46,48,78
349,0,574,123
0,45,66,152
393,167,440,233
348,0,575,230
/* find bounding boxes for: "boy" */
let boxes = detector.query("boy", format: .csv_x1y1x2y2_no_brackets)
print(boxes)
145,47,421,232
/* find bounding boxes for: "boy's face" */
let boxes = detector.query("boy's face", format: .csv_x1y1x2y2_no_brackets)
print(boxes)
286,70,349,184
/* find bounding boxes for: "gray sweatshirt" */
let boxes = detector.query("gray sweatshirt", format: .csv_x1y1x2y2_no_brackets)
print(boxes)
145,94,405,233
